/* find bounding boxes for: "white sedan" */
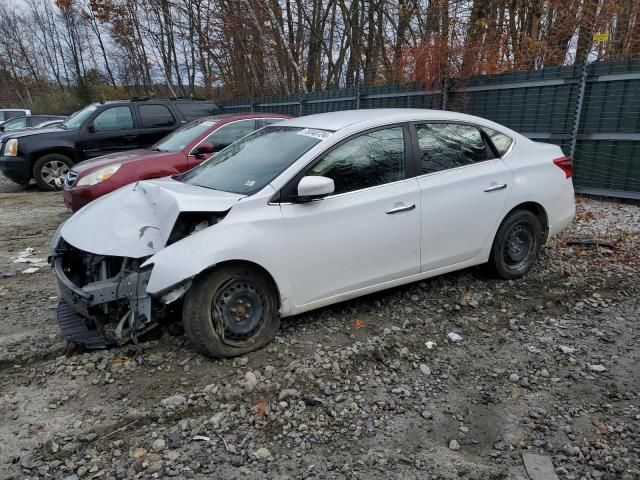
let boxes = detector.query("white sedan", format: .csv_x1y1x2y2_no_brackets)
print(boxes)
51,109,575,357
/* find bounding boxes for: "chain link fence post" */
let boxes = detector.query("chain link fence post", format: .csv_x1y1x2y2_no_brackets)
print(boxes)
570,62,589,159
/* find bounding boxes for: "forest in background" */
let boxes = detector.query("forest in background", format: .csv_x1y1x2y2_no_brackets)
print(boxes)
0,0,638,113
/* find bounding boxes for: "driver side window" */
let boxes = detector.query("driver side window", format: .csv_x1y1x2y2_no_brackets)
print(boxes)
92,106,134,132
309,126,406,195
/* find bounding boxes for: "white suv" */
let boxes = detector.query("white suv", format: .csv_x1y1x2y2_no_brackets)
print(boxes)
51,109,575,357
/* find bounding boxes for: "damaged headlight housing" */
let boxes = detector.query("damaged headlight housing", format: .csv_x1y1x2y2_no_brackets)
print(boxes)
50,220,66,252
77,164,121,186
3,138,18,156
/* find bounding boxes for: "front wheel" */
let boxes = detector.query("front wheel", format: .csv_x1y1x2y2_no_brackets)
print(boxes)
489,210,543,279
33,154,73,191
182,264,280,358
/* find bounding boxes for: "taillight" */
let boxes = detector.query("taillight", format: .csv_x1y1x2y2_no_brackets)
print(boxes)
553,156,573,178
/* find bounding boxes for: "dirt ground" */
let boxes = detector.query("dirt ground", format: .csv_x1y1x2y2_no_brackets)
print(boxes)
0,174,639,480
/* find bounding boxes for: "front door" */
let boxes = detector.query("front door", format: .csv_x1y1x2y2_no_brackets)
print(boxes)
280,125,421,308
413,122,514,271
80,105,139,159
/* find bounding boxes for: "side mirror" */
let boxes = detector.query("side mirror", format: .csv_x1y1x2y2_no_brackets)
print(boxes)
193,143,215,157
87,124,96,133
0,126,4,131
296,176,334,202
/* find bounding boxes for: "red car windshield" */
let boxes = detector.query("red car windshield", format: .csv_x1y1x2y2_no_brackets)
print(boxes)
152,118,217,153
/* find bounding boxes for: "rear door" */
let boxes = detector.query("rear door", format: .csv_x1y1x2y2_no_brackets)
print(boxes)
79,105,139,159
134,103,179,148
414,122,513,272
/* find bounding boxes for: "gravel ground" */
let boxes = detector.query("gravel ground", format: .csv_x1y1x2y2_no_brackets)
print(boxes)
0,175,639,480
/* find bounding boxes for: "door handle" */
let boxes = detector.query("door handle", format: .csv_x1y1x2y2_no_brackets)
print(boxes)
484,183,507,192
123,135,137,140
386,203,416,214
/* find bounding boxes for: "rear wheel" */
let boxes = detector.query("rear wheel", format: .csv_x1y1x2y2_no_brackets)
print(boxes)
182,264,280,358
33,154,73,191
490,210,542,279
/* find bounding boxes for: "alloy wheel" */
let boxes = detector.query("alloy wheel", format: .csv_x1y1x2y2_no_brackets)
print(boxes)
41,160,70,190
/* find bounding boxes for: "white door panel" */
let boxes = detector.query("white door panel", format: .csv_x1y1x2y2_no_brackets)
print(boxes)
418,159,513,271
281,178,421,307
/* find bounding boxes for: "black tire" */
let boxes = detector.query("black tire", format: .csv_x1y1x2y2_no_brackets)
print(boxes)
33,154,73,191
182,264,280,358
489,209,543,279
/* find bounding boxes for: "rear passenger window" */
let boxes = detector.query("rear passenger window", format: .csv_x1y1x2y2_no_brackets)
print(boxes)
139,105,176,128
415,123,492,174
482,127,513,156
176,102,220,120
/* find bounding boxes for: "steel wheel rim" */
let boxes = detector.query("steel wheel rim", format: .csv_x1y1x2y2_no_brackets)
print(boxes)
503,222,534,267
211,277,265,346
41,160,69,189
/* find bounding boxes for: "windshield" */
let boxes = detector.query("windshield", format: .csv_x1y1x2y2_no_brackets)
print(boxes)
153,118,216,153
178,126,329,194
61,105,98,129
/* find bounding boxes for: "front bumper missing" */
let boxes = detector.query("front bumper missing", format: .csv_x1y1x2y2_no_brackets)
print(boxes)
53,254,153,348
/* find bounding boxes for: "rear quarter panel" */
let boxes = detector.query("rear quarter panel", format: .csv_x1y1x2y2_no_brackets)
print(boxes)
502,139,575,240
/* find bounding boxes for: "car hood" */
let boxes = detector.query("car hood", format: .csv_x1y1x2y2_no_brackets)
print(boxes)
0,126,70,141
72,149,181,175
60,177,244,258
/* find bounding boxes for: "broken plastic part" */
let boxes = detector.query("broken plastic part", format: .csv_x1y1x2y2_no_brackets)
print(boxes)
161,280,192,304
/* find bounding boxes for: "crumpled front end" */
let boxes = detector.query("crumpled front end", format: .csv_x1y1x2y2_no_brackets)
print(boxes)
51,239,157,348
50,178,241,349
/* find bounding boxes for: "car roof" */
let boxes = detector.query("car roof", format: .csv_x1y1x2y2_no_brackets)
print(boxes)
277,108,502,131
97,98,218,105
198,113,291,122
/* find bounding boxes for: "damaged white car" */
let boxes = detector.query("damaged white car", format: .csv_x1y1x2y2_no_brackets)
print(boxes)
51,109,575,357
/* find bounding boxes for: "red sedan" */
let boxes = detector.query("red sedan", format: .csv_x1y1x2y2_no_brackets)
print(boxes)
62,113,290,211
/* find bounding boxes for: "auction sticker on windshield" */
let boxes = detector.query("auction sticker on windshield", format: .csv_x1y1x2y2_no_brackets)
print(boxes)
296,128,331,140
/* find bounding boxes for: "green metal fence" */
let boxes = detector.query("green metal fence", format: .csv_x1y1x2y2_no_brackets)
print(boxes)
221,60,640,199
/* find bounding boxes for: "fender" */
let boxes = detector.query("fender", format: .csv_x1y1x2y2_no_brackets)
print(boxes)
142,188,294,315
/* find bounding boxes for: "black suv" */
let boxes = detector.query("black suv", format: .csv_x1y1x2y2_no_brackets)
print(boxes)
0,98,220,190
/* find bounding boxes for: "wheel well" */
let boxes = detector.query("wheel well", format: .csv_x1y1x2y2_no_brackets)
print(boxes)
201,260,281,308
508,202,549,240
31,150,76,174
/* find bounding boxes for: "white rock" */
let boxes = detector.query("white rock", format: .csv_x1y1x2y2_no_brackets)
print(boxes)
419,364,431,376
151,439,166,452
161,394,186,408
559,345,576,354
449,439,460,451
447,332,463,343
255,447,271,461
279,389,299,401
424,341,436,349
588,364,606,372
244,371,258,392
209,411,225,429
